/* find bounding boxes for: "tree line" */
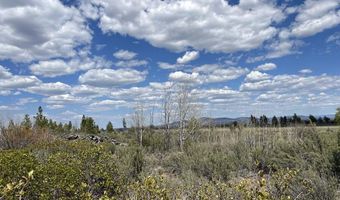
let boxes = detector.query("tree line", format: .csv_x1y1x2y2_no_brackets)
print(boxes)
249,113,337,127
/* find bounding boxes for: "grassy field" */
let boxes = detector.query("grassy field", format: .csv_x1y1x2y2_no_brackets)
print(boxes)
0,124,339,199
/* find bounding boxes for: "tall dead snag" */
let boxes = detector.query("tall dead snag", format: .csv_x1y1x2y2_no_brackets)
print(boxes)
175,84,200,151
132,103,145,146
161,83,175,150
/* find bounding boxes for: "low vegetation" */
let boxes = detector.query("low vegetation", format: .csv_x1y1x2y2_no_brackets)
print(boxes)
0,106,340,199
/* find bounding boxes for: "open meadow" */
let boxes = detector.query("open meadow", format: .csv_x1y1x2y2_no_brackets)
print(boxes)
1,116,339,199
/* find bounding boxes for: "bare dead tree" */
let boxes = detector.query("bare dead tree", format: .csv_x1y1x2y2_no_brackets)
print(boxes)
161,83,175,150
149,105,155,128
175,84,200,151
131,103,146,146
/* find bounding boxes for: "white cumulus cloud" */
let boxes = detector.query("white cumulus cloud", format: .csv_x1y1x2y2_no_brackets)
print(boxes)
79,68,147,87
255,63,277,71
113,50,137,60
177,51,199,64
0,0,92,62
85,0,283,53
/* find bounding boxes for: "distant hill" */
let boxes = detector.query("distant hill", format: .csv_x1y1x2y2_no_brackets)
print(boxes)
157,114,335,128
199,117,250,126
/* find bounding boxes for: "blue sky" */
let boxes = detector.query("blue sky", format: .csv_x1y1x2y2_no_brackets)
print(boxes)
0,0,339,128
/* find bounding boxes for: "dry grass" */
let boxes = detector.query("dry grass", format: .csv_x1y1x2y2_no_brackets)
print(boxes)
0,125,54,149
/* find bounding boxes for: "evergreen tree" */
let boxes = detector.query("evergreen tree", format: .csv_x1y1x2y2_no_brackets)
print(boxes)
8,119,15,129
106,121,114,133
309,115,317,124
317,117,324,126
250,115,258,127
323,116,331,125
272,116,279,127
259,115,268,127
292,113,302,125
280,116,288,127
263,115,268,127
80,115,86,132
335,108,340,125
122,118,127,129
67,121,72,132
21,114,32,129
34,106,48,129
80,115,99,134
57,122,64,133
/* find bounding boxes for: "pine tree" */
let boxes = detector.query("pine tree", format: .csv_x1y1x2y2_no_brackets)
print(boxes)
309,115,317,124
8,119,15,129
122,118,127,129
323,116,331,125
272,116,279,127
80,115,99,134
34,106,48,129
106,121,114,133
67,121,72,132
21,114,32,129
317,117,324,126
335,108,340,125
263,115,268,127
80,115,86,132
292,113,302,125
280,116,288,127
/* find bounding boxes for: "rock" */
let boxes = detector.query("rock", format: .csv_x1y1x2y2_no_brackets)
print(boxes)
67,135,79,140
88,135,103,143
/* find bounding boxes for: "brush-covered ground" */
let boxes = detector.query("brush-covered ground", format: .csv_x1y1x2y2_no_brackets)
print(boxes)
1,125,339,199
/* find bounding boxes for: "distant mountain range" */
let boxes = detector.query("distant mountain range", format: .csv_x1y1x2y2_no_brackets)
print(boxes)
161,114,336,128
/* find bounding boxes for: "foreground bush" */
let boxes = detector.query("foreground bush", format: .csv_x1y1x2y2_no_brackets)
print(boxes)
0,140,122,199
1,126,339,199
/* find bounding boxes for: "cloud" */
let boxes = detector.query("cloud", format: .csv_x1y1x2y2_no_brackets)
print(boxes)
87,0,283,53
327,32,340,45
192,64,220,74
29,56,112,77
0,75,41,90
110,86,156,101
115,59,148,68
256,92,301,103
240,73,340,93
192,87,248,101
113,50,137,60
47,104,64,109
299,69,313,74
25,82,71,96
0,65,12,79
158,62,181,70
16,98,38,106
265,39,302,59
43,94,89,105
169,71,200,84
0,0,91,62
177,51,199,64
255,63,277,71
245,71,271,82
79,68,147,87
149,81,173,90
247,0,339,61
71,85,108,96
204,67,249,83
0,105,20,111
88,99,127,111
291,0,340,38
0,90,11,96
90,99,126,106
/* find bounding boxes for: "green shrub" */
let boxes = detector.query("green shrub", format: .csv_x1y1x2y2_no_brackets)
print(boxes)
0,141,122,199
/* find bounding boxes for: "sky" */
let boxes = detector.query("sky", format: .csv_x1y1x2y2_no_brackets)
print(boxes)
0,0,339,128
